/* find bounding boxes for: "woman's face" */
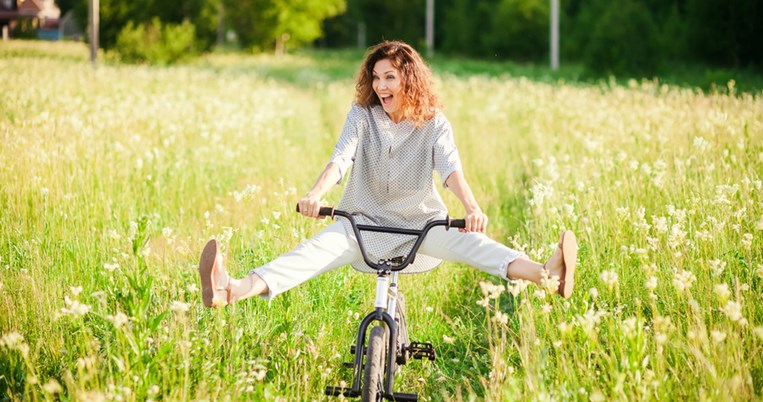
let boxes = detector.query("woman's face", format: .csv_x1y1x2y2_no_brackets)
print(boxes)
372,58,404,122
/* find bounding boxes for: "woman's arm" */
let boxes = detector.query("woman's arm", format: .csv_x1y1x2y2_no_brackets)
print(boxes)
297,162,342,219
445,171,488,233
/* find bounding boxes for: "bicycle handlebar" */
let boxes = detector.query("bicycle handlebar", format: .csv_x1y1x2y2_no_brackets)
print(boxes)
296,204,466,271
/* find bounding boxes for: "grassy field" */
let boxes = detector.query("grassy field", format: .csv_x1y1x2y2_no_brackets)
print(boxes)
1,40,762,401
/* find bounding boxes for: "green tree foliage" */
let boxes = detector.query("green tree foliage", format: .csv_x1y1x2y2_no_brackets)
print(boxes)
583,0,660,75
322,0,762,73
115,18,197,64
486,0,549,62
223,0,345,52
65,0,220,51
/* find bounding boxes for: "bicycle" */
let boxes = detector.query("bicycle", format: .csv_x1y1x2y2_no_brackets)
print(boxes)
298,205,465,402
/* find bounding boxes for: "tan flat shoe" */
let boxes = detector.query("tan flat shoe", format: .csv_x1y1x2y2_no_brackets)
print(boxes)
557,231,577,298
199,239,231,307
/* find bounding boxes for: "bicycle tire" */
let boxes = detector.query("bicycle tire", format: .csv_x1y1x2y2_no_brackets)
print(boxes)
362,326,386,402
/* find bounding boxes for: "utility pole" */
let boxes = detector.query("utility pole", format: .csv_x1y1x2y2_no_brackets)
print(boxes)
357,21,366,49
88,0,99,67
426,0,434,57
550,0,558,70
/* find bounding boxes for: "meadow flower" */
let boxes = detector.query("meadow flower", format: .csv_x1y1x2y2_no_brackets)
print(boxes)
162,227,173,238
589,287,599,299
170,301,190,314
622,317,639,338
600,270,619,290
672,269,696,292
479,281,505,299
709,259,726,276
756,264,763,279
1,332,29,357
540,273,560,294
645,276,658,291
741,233,753,250
42,379,62,394
714,283,731,301
711,330,726,344
753,327,763,341
186,283,199,293
128,221,138,240
653,216,668,234
575,307,607,337
104,262,119,271
443,334,455,344
721,300,743,322
109,312,129,328
493,311,509,325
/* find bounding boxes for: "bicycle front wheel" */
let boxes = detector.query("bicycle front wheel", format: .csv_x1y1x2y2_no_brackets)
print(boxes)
362,326,386,402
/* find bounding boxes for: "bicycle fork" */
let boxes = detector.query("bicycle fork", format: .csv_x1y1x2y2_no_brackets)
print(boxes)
351,272,399,396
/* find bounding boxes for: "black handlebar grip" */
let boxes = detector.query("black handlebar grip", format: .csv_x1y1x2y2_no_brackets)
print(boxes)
296,204,335,217
450,219,466,229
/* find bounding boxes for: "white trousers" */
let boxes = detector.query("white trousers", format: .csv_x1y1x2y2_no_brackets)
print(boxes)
250,222,524,300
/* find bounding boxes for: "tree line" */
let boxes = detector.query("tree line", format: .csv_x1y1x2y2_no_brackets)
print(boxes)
58,0,762,73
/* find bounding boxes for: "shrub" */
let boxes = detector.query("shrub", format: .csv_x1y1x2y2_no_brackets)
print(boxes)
115,18,196,65
583,0,660,76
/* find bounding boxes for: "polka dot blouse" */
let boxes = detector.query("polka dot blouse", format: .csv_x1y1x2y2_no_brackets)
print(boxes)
330,104,463,273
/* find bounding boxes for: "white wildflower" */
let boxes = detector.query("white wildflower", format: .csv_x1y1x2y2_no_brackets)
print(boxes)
104,262,119,272
589,287,599,299
645,276,658,291
128,221,138,240
721,301,743,322
622,317,638,338
109,312,129,328
711,330,726,344
741,233,753,250
600,270,619,290
709,259,726,276
753,327,763,340
756,264,763,279
493,311,509,325
170,301,190,314
713,283,731,301
575,307,607,337
42,379,62,394
71,286,83,297
672,269,696,292
443,335,455,345
186,283,199,293
1,332,29,357
162,227,173,238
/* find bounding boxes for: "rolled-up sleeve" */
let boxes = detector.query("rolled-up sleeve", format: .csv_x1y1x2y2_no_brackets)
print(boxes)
432,118,462,188
328,105,364,183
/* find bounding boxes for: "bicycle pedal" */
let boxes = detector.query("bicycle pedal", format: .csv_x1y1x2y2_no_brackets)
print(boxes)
391,391,419,402
325,386,360,398
406,341,436,361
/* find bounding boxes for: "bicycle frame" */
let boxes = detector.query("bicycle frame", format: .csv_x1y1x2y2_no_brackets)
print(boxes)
311,207,464,400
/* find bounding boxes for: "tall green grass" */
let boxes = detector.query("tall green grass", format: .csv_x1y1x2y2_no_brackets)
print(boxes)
1,40,761,401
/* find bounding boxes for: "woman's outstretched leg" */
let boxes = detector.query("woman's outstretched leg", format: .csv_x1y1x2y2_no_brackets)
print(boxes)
199,222,361,307
418,228,577,297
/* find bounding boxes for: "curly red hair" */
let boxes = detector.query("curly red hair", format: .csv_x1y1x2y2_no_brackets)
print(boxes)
355,41,441,126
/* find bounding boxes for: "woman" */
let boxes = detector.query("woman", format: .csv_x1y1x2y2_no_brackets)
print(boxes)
199,40,577,307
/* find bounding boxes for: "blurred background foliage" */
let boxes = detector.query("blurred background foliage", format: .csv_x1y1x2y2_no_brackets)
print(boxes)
55,0,762,75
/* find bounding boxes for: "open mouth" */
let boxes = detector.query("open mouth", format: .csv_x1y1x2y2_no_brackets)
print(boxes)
380,94,393,106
